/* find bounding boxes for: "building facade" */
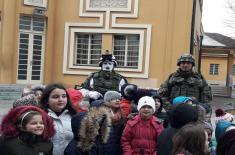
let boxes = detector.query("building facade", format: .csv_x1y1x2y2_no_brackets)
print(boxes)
0,0,203,88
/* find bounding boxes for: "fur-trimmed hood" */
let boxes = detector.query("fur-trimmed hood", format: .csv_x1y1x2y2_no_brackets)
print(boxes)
0,105,55,140
78,106,112,151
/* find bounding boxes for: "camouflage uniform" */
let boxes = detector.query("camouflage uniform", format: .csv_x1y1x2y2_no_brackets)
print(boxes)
158,69,212,104
158,54,212,106
81,70,127,95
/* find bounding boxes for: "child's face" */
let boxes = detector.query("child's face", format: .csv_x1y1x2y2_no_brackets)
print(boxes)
139,105,154,120
48,88,68,112
154,98,161,111
24,114,44,136
109,99,121,109
35,90,43,101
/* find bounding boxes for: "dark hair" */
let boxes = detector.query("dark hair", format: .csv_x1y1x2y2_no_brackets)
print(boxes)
40,83,76,116
17,111,41,128
171,123,208,155
152,94,163,113
217,129,235,155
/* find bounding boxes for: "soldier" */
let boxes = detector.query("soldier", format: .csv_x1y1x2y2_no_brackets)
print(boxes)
81,53,128,95
158,53,212,107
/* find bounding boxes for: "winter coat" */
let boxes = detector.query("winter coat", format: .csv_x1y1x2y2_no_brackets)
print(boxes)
157,126,178,155
1,132,53,155
158,69,212,104
48,109,73,155
121,115,164,155
64,106,113,155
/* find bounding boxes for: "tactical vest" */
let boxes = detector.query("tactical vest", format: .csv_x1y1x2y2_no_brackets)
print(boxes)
92,71,127,95
167,71,210,102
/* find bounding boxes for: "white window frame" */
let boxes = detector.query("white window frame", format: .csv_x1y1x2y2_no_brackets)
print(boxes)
66,28,144,72
17,15,46,84
209,64,219,75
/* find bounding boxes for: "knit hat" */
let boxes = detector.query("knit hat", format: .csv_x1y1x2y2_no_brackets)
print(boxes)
215,108,234,123
137,96,156,112
104,91,121,102
169,104,198,129
172,96,192,105
215,120,235,141
121,84,138,100
13,94,39,108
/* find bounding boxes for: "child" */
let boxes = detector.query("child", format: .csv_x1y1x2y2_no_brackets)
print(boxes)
121,96,164,155
171,123,209,155
32,85,45,102
215,108,234,124
40,83,77,155
103,91,126,155
0,105,55,155
64,106,112,155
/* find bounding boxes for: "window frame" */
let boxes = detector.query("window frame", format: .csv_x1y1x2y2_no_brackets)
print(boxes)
74,33,102,66
112,34,140,69
209,64,219,75
67,28,144,72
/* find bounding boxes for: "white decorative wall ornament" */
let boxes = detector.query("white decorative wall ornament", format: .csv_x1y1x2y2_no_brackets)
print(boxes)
24,0,47,8
63,0,152,78
89,0,128,9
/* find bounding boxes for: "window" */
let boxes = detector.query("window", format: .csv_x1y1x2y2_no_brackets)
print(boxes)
209,64,219,75
75,33,102,66
17,15,45,82
113,34,140,69
233,64,235,75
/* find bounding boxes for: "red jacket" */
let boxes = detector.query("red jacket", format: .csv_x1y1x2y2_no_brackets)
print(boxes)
121,115,164,155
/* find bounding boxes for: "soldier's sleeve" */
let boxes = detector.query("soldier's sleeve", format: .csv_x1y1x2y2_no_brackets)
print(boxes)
158,74,172,98
80,73,94,90
200,74,213,103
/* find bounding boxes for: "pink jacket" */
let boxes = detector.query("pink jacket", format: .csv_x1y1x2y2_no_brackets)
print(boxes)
121,115,164,155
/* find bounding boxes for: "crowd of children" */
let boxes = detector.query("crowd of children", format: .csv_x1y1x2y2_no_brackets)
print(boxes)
0,83,235,155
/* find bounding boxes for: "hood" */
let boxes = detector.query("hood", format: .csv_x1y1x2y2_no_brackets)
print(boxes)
78,106,112,151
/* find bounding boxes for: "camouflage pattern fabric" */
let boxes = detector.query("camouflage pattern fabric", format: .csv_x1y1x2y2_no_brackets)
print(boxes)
158,69,212,108
81,70,127,95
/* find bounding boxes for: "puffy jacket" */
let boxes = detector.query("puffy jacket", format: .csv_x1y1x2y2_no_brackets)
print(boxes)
121,115,164,155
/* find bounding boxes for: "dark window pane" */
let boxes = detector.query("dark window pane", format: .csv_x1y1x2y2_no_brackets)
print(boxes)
19,54,28,59
32,65,41,70
19,60,28,64
18,65,27,70
31,76,40,80
20,34,29,38
19,49,28,54
32,61,41,65
32,71,40,75
18,75,27,80
33,55,41,60
18,70,27,74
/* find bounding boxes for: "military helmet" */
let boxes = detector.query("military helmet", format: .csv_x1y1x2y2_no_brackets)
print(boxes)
98,54,117,67
177,54,195,66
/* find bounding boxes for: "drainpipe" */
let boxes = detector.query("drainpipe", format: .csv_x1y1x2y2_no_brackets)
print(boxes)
198,35,203,73
190,0,196,54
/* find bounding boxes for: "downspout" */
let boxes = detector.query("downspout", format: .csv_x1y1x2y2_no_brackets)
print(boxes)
198,35,203,73
190,0,196,54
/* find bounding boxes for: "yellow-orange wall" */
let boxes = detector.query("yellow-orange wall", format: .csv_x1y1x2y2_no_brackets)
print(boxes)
201,56,235,83
0,0,202,88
